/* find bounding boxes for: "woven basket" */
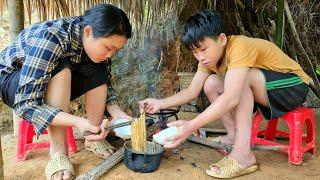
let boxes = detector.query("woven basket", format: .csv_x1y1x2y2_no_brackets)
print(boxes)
177,72,198,112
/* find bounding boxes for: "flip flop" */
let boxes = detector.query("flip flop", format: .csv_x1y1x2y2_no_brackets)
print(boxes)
206,156,258,179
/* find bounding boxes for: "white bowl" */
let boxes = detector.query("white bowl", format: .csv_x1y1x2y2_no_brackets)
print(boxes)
152,126,179,145
113,118,131,139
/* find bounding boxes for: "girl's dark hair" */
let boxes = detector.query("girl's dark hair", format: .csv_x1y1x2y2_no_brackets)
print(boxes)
182,9,227,49
81,4,132,39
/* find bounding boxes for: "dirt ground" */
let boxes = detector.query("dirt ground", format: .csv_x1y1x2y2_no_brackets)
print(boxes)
1,110,320,180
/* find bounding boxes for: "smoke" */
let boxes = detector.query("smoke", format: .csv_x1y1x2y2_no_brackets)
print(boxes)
111,11,181,116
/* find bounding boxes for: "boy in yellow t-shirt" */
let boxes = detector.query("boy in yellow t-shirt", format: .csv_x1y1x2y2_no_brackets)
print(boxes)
140,10,310,178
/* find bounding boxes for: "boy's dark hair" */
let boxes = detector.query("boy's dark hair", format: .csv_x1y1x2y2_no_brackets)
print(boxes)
81,4,132,39
182,9,226,49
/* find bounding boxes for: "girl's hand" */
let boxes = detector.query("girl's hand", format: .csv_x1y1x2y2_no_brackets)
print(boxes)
163,120,195,149
77,118,111,141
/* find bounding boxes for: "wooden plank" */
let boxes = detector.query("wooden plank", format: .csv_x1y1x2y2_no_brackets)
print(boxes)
187,135,232,153
187,135,283,152
75,147,125,180
253,145,283,151
199,127,227,134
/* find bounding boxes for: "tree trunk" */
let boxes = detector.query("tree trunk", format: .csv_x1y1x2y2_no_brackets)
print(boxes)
8,0,24,42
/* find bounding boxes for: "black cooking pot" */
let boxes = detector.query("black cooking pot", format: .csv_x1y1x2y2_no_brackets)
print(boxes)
124,141,164,173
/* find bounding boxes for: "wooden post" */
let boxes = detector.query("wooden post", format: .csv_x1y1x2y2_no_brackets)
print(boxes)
8,0,24,136
8,0,24,42
2,1,25,178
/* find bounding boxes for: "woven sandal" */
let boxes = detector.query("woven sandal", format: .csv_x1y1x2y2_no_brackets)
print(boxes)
85,140,117,159
45,153,74,180
205,156,257,179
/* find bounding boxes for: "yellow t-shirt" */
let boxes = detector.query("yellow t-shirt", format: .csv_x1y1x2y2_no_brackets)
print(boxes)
197,35,311,84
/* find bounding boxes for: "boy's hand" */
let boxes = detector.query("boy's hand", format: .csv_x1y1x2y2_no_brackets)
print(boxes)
138,98,163,114
163,120,195,149
77,119,110,141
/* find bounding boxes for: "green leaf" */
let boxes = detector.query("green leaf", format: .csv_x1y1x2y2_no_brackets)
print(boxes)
316,65,320,75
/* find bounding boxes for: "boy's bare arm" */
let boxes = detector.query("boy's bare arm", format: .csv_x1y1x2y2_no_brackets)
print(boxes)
190,67,250,129
139,71,209,114
162,71,210,108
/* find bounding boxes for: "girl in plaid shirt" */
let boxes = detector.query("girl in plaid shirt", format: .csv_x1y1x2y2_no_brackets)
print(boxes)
0,4,132,179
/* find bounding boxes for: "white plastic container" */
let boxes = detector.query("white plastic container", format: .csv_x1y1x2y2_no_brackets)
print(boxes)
113,118,131,139
152,126,179,145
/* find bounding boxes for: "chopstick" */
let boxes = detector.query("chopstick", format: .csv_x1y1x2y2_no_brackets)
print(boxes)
83,121,132,136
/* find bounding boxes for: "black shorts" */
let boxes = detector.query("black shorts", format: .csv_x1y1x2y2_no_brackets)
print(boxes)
254,69,309,120
0,58,109,108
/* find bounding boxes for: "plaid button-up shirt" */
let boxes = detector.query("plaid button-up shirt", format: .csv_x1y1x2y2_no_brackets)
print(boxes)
0,17,119,136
